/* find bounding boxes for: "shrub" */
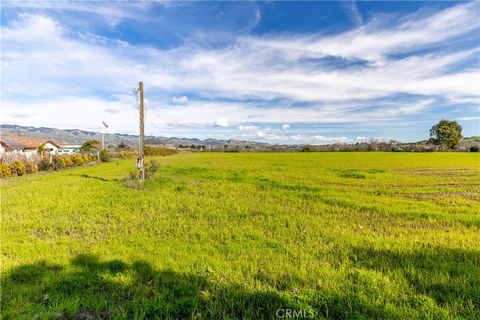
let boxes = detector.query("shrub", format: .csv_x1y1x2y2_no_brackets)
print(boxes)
53,156,66,168
24,162,37,174
123,160,159,187
78,154,86,164
99,149,111,162
69,155,78,166
144,146,178,156
82,154,90,163
1,163,12,178
123,173,145,189
71,154,84,166
145,160,159,179
9,160,26,176
302,145,316,152
118,151,137,159
38,159,52,171
78,154,86,165
64,156,74,167
470,146,479,152
36,153,100,172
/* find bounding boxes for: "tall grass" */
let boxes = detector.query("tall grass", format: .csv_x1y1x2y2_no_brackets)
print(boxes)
144,146,178,156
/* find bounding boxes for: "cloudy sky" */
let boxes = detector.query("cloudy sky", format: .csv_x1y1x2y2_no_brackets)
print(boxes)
1,1,479,144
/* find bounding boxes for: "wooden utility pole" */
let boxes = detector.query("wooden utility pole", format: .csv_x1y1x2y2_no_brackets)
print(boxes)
138,81,145,181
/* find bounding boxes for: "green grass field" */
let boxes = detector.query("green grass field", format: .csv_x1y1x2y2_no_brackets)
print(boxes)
1,152,479,319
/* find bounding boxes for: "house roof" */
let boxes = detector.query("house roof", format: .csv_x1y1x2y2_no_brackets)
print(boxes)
0,137,27,149
0,136,60,149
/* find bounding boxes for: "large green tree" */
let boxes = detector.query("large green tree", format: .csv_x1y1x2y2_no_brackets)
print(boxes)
429,120,463,149
80,140,100,153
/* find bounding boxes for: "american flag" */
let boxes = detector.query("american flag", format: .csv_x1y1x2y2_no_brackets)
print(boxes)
102,121,109,128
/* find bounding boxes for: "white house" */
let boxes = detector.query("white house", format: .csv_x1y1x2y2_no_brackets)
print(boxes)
0,136,61,159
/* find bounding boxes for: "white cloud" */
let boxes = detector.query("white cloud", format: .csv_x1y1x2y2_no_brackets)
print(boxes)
214,117,229,127
1,3,479,142
172,96,189,104
4,6,478,106
1,95,139,134
239,132,350,144
245,2,479,63
343,1,363,27
238,125,257,131
236,123,350,144
0,95,457,138
454,116,480,121
166,121,202,128
1,1,154,27
373,136,394,142
104,108,119,114
282,123,290,130
254,131,266,138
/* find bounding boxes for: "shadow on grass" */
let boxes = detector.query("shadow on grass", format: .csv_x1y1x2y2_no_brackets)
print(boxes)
350,246,480,316
4,249,478,319
2,254,299,319
254,177,321,192
75,174,119,182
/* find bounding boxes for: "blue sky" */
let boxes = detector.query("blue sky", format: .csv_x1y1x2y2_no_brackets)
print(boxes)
1,1,479,144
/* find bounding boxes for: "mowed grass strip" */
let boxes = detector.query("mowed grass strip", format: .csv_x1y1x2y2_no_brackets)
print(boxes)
1,152,479,319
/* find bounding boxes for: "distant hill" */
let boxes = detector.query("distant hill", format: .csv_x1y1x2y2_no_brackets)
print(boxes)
2,124,477,151
0,124,268,148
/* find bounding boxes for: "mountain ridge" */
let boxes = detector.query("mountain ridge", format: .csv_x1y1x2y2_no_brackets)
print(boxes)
0,124,269,147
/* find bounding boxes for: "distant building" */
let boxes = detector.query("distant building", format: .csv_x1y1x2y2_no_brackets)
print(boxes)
0,136,60,158
58,145,82,154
